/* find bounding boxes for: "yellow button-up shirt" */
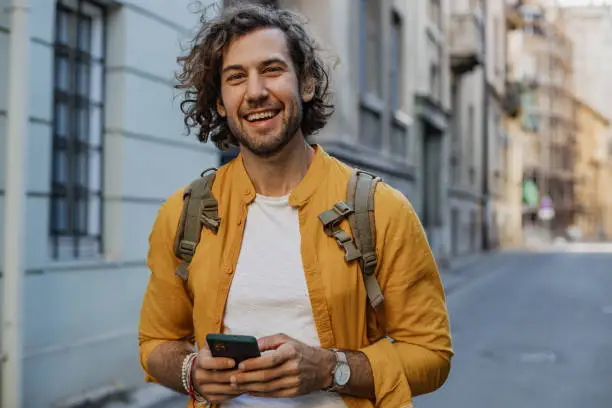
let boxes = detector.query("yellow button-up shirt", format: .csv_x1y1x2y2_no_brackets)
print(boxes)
138,145,453,407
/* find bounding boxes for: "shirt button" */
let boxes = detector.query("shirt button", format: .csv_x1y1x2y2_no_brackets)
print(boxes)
225,265,233,275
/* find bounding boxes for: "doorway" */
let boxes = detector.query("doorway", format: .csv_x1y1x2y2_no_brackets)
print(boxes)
422,121,444,230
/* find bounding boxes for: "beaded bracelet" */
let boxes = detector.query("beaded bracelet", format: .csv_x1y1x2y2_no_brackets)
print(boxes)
181,352,210,407
181,353,197,394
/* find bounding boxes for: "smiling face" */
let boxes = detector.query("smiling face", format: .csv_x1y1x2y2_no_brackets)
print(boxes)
217,27,314,158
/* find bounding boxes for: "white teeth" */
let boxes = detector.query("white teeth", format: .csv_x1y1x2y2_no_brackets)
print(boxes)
246,111,277,121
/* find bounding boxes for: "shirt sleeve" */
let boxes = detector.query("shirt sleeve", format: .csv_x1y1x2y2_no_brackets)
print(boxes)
138,193,195,383
359,183,454,405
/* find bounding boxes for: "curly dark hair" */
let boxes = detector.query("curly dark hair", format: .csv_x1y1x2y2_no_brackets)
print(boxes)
175,3,335,150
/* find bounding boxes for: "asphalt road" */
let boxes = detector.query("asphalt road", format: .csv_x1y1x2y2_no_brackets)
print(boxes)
416,244,612,408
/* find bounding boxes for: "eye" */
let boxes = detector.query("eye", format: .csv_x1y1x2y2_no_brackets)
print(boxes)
263,66,283,74
227,73,245,82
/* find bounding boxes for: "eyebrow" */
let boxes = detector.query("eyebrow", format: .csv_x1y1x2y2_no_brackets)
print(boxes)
221,58,289,75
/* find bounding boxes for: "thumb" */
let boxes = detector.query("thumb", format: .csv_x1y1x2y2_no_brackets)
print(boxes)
258,333,291,352
199,345,212,358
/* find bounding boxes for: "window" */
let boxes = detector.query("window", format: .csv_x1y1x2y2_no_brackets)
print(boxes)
358,0,383,149
450,78,461,184
389,12,403,111
428,33,443,102
389,11,407,157
470,210,477,251
494,17,502,75
51,0,105,259
428,0,442,28
359,0,382,96
467,104,475,184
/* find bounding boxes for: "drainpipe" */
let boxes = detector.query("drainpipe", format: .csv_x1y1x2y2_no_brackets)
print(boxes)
2,0,30,406
481,0,490,251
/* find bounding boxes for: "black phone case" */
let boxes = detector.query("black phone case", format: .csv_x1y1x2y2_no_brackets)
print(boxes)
206,334,261,365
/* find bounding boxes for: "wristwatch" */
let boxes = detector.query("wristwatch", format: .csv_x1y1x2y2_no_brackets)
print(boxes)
325,349,351,392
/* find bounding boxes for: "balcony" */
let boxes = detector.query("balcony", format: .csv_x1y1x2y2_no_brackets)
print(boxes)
449,13,484,75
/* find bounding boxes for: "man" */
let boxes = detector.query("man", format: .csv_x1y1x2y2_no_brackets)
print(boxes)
138,3,453,407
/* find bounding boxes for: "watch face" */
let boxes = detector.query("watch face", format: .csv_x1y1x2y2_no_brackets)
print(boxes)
334,364,351,386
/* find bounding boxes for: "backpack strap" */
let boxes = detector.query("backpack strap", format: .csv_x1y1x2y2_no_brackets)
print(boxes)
346,169,387,333
318,169,388,336
173,168,221,283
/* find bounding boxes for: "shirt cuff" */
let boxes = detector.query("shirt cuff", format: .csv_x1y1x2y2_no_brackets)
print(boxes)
139,338,167,383
359,337,413,407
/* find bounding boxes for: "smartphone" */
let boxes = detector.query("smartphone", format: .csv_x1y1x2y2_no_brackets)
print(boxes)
206,333,261,365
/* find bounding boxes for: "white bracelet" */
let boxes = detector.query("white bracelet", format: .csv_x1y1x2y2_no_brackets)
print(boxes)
181,352,210,406
181,352,198,394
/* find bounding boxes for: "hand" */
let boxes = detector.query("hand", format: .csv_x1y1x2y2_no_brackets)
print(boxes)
191,346,244,404
229,333,336,398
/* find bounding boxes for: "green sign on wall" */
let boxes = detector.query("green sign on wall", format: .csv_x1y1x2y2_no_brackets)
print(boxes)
522,180,539,207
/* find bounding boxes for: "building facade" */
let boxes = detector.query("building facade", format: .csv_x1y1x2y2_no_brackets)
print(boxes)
507,0,579,240
273,0,455,262
1,0,521,405
0,0,220,406
574,100,611,240
560,4,612,240
447,0,517,256
559,4,612,122
447,0,485,257
229,0,517,261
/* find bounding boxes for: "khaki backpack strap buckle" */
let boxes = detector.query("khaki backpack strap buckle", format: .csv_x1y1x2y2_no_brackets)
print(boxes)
364,274,385,308
333,201,352,216
330,229,362,262
319,201,353,231
319,202,362,263
200,197,221,232
361,252,378,275
178,240,196,256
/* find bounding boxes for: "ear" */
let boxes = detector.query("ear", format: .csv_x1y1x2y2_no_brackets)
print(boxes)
216,99,226,117
301,76,315,103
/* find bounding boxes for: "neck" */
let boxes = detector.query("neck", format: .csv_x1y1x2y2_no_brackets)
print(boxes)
240,133,315,197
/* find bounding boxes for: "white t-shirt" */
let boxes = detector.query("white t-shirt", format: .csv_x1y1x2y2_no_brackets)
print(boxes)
221,194,346,408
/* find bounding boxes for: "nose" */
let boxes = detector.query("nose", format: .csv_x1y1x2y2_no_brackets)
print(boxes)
246,73,269,105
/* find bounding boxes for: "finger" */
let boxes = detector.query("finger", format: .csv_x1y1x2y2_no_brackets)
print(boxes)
198,382,243,396
247,386,299,399
230,365,286,385
238,349,291,372
257,333,291,352
199,346,212,357
204,394,241,405
195,368,240,385
196,354,236,371
235,375,300,394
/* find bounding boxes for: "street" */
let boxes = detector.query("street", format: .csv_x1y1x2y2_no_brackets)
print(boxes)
126,244,612,408
417,244,612,408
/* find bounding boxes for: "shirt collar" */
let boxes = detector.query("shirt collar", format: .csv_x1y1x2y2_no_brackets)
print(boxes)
232,144,329,207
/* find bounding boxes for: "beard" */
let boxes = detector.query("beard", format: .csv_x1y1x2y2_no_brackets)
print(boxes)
227,102,303,158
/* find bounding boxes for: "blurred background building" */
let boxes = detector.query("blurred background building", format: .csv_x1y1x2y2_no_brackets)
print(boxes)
508,0,580,241
1,0,611,407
